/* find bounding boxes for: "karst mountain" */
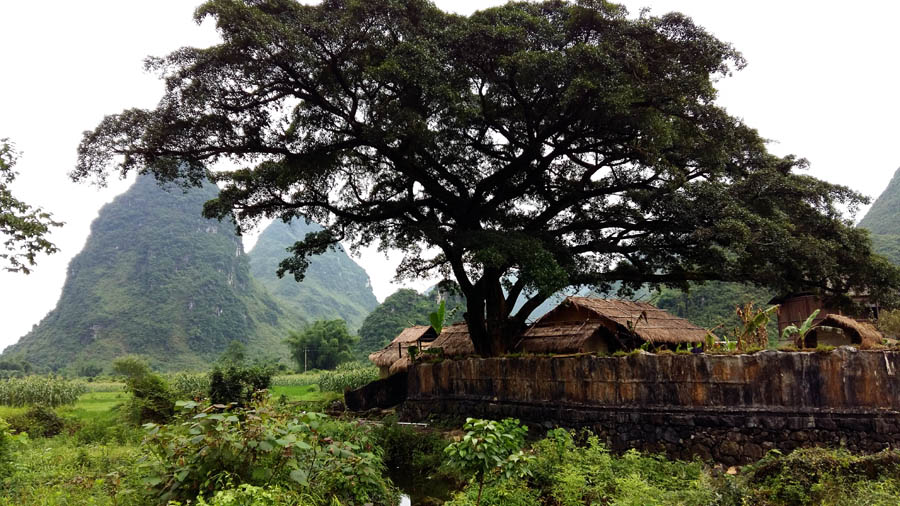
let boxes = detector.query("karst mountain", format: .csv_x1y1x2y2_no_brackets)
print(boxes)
248,219,378,331
3,175,306,371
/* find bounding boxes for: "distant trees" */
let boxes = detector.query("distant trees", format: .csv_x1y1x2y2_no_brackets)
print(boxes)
0,138,61,273
284,319,357,371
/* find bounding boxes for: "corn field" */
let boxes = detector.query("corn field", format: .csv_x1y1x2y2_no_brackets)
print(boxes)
0,375,88,407
317,362,379,393
272,372,323,388
168,372,210,400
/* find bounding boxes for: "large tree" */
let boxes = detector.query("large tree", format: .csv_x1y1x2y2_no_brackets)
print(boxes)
74,0,900,356
1,139,62,273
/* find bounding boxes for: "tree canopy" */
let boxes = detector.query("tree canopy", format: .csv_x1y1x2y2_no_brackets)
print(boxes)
1,139,62,273
75,0,900,356
284,319,357,371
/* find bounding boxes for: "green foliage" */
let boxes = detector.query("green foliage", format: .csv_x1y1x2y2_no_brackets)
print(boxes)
430,300,447,335
2,174,306,371
735,303,779,351
208,363,275,407
142,399,398,505
655,282,776,343
249,219,378,331
782,309,821,348
285,319,358,371
0,417,18,478
218,340,247,366
0,138,62,274
444,418,532,506
0,375,86,407
877,308,900,338
317,362,379,393
114,356,175,424
196,484,299,506
6,405,65,438
742,447,900,505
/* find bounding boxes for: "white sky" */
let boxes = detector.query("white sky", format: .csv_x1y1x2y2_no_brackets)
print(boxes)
1,0,899,352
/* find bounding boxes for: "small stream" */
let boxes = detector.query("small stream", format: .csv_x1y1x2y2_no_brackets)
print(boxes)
390,468,456,506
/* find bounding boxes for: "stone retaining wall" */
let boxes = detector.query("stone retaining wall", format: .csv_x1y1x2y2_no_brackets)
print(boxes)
401,348,900,464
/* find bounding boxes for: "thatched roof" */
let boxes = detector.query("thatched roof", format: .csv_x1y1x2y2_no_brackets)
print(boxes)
368,325,436,368
519,320,609,353
524,297,707,346
819,314,882,348
429,323,474,357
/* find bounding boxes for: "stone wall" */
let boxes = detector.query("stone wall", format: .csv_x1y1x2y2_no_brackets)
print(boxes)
401,348,900,464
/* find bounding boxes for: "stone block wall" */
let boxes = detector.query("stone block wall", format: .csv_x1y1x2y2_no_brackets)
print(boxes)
401,348,900,464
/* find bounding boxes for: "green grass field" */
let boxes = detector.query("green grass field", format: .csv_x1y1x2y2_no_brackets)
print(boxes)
270,383,342,403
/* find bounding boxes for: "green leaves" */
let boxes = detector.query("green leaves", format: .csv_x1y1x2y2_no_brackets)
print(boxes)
140,398,397,504
429,300,446,335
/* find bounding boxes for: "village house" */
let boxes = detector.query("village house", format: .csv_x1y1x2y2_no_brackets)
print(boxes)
517,297,708,354
368,325,437,377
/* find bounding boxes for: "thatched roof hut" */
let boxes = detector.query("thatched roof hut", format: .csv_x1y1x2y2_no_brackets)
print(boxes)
428,323,474,357
369,325,437,376
519,297,707,353
811,314,882,348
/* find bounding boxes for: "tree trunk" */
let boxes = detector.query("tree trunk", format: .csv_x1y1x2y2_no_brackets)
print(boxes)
464,273,527,357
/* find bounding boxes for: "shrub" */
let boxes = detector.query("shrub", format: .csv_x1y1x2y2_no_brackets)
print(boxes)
142,399,398,505
444,418,532,506
741,448,900,505
113,356,175,424
208,364,275,406
0,375,87,407
7,405,66,437
0,417,18,477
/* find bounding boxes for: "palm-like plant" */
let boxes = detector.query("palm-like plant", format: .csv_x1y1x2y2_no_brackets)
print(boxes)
781,309,841,348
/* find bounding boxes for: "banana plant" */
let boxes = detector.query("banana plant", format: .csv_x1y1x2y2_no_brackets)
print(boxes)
429,300,446,335
781,309,841,348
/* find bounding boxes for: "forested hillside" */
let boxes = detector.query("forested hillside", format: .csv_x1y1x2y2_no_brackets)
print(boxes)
2,175,305,371
655,282,774,335
859,167,900,263
248,219,377,331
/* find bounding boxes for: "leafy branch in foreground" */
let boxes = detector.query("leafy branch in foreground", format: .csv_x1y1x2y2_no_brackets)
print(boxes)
0,138,62,273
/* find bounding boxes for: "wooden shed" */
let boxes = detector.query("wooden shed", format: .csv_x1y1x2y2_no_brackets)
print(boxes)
518,297,708,354
368,325,438,377
772,293,879,332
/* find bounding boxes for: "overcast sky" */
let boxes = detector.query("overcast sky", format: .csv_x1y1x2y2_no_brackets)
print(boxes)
2,1,898,352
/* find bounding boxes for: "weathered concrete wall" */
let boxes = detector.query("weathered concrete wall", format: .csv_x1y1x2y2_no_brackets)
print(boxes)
402,348,900,464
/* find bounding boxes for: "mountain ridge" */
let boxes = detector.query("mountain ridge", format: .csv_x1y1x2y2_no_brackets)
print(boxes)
3,175,304,371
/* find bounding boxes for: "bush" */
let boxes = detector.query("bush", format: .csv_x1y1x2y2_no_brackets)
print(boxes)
0,375,87,407
317,362,379,393
142,399,399,505
208,364,275,406
113,356,175,424
741,447,900,505
7,405,66,437
0,417,18,477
